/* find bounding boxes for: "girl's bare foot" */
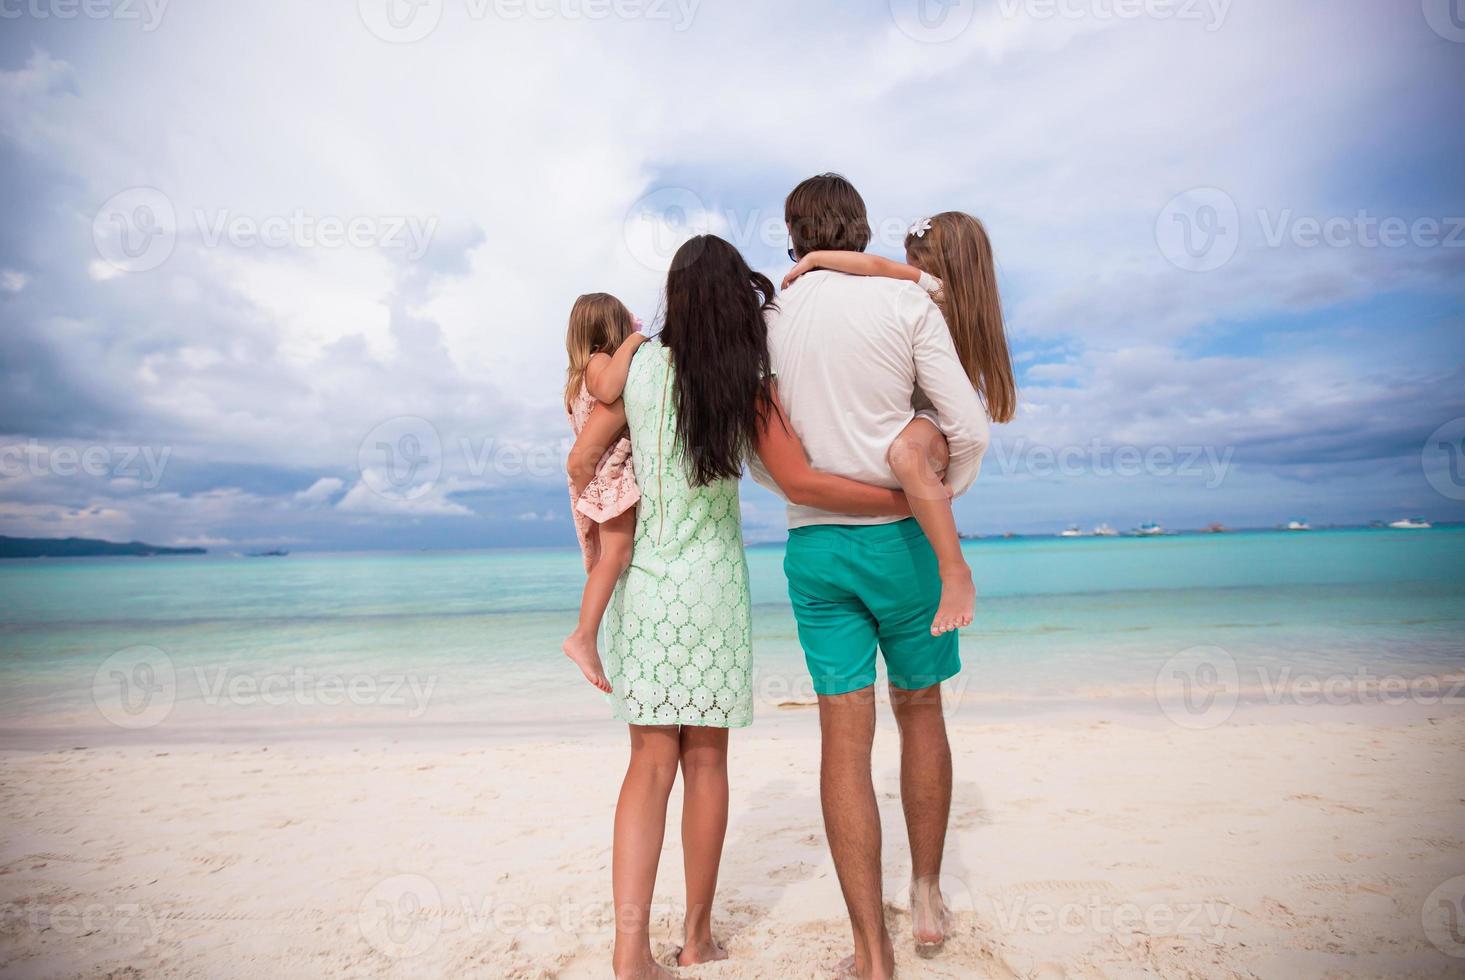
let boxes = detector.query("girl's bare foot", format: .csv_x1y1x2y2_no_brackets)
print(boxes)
931,563,975,635
562,631,612,692
676,937,729,966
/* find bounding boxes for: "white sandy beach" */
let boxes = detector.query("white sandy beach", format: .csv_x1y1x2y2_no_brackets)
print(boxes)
2,707,1464,979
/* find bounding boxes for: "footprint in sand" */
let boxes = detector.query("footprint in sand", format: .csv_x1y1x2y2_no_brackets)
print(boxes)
768,861,817,882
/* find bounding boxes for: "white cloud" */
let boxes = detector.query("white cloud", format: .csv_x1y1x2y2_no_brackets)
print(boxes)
295,477,345,505
1,1,1459,544
335,479,474,518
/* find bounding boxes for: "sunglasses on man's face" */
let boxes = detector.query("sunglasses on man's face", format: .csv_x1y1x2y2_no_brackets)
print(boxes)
787,238,797,263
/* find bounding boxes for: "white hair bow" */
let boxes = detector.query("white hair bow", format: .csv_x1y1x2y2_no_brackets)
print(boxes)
909,217,933,238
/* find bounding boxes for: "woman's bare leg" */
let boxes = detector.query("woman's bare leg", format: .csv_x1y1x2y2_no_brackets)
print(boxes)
563,508,635,692
678,726,730,966
888,417,974,636
612,725,681,980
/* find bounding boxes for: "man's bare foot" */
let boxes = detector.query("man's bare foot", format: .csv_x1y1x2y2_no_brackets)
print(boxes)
931,563,975,635
833,944,896,980
676,937,728,966
562,631,612,693
910,880,951,955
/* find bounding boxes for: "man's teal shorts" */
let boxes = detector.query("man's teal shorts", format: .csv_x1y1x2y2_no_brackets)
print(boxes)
784,518,961,696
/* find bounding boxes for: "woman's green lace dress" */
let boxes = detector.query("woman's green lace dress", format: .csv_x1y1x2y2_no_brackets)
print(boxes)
603,339,753,728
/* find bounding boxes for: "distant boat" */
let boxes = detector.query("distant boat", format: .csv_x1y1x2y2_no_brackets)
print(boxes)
1134,522,1164,536
1388,518,1432,530
1286,520,1311,531
1093,524,1119,537
1204,523,1232,533
248,549,290,557
1059,525,1086,538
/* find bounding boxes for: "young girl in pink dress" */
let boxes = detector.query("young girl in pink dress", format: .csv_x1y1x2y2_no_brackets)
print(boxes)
562,292,646,693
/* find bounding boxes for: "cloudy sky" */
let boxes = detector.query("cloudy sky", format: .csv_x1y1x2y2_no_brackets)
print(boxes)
1,0,1463,551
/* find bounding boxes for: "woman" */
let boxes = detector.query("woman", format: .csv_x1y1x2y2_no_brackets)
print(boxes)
567,235,911,979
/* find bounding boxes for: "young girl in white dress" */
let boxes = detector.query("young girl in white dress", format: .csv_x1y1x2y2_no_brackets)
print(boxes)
783,211,1017,636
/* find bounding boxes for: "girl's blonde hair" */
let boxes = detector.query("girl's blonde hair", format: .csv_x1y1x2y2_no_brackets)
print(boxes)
563,292,636,412
904,212,1017,424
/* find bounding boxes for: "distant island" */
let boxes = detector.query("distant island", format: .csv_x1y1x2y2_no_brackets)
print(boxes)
0,536,206,559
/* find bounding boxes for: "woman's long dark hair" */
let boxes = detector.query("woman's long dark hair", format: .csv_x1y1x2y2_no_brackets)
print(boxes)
660,235,777,486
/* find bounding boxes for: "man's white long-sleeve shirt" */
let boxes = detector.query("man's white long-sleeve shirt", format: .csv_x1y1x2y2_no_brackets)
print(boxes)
750,269,991,528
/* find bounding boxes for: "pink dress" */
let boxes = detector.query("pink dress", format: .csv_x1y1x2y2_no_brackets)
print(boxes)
567,384,640,571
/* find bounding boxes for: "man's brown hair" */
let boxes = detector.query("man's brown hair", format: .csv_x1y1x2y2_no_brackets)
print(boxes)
784,173,871,258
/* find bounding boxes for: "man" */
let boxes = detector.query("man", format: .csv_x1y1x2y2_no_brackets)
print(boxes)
752,173,990,979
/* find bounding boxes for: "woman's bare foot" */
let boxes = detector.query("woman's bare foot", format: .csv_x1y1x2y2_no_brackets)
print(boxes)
910,879,951,955
614,952,676,980
931,563,975,635
562,631,612,692
676,936,729,966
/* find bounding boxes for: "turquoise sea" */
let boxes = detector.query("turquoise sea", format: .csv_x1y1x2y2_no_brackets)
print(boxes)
1,528,1462,740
